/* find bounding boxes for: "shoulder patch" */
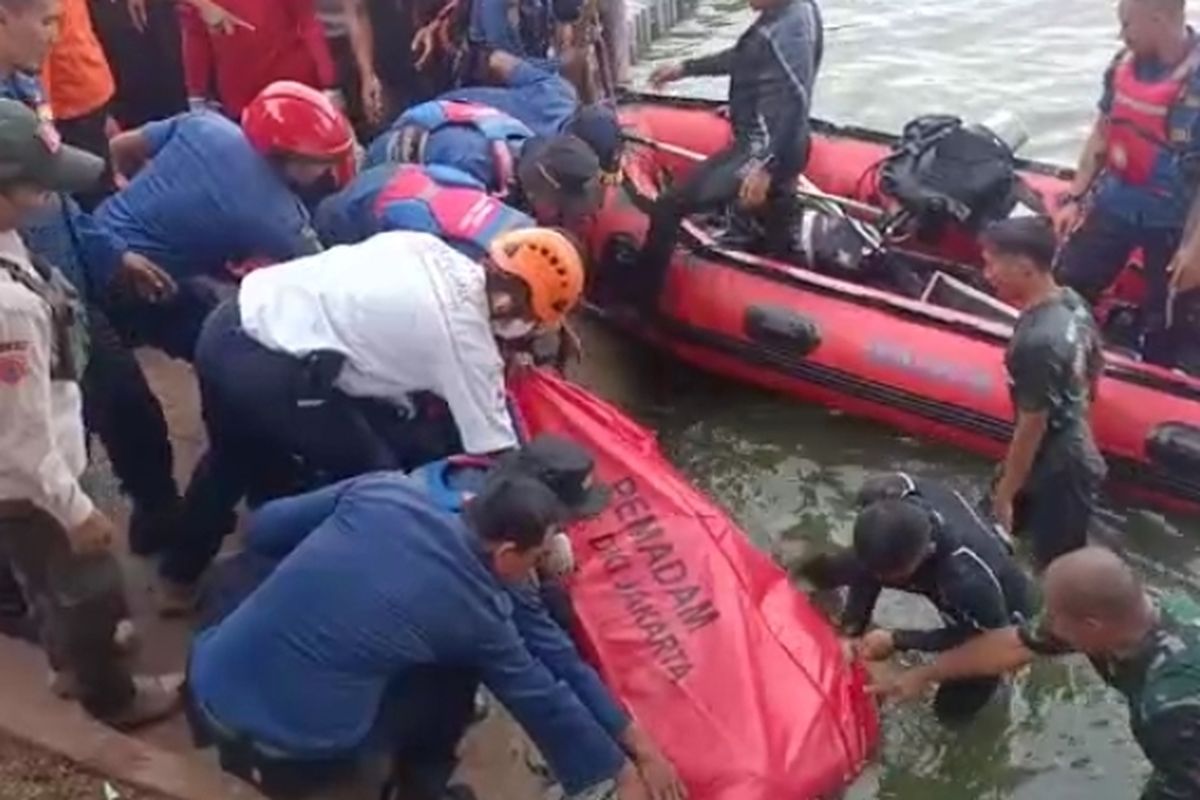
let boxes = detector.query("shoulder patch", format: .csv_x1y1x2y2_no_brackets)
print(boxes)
0,347,29,385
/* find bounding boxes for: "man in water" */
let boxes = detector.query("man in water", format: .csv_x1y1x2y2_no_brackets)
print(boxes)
874,547,1200,800
635,0,822,309
799,472,1033,722
981,218,1106,569
1054,0,1200,370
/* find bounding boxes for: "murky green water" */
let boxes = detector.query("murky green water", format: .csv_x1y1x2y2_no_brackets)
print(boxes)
584,1,1200,797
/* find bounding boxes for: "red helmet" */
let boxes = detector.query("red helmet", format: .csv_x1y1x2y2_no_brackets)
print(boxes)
241,81,354,161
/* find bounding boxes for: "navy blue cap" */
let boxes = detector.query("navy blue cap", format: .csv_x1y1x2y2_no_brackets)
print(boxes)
565,104,623,172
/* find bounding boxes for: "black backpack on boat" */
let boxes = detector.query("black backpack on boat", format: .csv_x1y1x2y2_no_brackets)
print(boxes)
879,115,1018,237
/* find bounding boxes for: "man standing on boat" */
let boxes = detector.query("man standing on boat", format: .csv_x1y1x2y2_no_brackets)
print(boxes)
635,0,823,310
1054,0,1200,371
980,218,1107,570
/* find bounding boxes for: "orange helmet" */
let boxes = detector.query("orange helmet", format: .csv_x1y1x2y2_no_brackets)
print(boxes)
488,228,585,327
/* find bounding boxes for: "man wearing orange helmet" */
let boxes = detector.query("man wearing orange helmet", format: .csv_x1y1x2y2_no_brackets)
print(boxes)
156,227,586,609
94,80,355,361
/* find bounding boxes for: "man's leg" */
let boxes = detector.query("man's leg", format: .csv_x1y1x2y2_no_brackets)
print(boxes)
636,146,754,308
381,667,480,800
1055,208,1140,305
1139,226,1184,368
0,506,136,720
1017,468,1099,571
88,0,186,128
932,677,1002,724
82,308,179,556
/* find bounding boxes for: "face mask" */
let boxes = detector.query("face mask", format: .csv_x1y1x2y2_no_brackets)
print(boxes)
492,317,538,340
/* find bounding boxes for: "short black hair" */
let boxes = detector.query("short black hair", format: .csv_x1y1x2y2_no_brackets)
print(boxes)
464,473,565,551
979,217,1057,271
856,472,918,508
853,499,933,575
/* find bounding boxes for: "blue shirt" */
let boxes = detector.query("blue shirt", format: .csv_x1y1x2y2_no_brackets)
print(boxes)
189,473,627,793
442,58,578,137
96,112,321,284
0,72,125,301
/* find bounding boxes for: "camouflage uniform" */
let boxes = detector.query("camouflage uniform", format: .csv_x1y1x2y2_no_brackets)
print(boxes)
1021,595,1200,800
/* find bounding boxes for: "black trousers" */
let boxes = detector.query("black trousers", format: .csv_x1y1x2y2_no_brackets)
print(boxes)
0,503,135,719
1057,207,1192,367
82,307,177,516
163,300,460,585
637,144,798,308
88,0,186,128
1014,464,1102,571
55,104,115,212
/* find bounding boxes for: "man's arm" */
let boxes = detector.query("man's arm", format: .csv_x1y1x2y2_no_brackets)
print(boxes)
508,581,630,737
841,581,882,637
1139,705,1200,800
0,298,94,530
993,409,1048,530
875,626,1036,703
891,561,1012,653
682,47,736,78
109,128,156,180
245,477,357,558
1067,116,1109,199
476,623,629,795
58,197,128,298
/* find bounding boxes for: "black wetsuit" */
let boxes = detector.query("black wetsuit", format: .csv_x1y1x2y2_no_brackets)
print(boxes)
813,477,1035,722
635,0,823,307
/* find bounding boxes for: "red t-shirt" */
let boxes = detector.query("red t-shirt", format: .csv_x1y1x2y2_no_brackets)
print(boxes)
180,0,336,117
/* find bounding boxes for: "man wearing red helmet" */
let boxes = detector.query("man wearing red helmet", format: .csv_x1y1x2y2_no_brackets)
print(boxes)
94,81,354,361
157,228,587,610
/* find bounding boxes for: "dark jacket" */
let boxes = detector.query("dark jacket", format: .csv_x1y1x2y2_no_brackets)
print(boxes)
844,478,1034,653
682,0,823,181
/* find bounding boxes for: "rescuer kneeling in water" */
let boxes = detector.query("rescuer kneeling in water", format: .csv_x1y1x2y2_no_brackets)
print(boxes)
981,218,1107,570
799,472,1034,723
186,468,687,800
1054,0,1200,371
634,0,823,310
874,547,1200,800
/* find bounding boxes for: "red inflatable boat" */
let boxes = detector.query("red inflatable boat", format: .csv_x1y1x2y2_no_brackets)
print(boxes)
510,369,878,799
582,95,1200,516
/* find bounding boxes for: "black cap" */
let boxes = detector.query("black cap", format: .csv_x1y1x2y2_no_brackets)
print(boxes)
498,434,611,519
518,134,603,219
565,104,623,172
0,100,103,193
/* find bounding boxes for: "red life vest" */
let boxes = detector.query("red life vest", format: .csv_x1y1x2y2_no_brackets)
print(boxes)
1106,44,1200,185
374,164,532,259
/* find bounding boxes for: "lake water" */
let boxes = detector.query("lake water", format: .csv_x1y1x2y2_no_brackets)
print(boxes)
581,1,1200,797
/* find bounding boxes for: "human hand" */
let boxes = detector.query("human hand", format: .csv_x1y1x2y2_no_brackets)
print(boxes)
738,163,771,210
195,0,255,34
869,665,935,704
615,761,651,800
1168,244,1200,293
647,62,685,90
1053,198,1083,241
361,72,385,126
68,510,116,556
991,489,1015,536
856,629,896,662
116,253,177,303
635,750,687,800
555,322,584,374
126,0,149,32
